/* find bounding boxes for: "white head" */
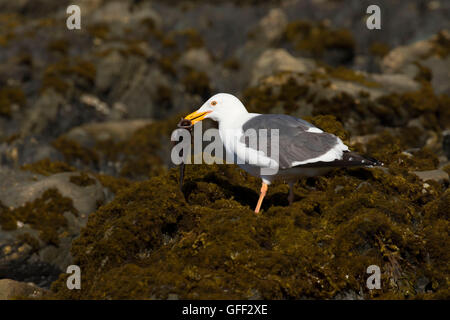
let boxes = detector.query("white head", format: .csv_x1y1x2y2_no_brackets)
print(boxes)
184,93,248,124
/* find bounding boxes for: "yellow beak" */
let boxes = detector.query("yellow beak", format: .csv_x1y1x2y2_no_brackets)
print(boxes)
184,110,211,125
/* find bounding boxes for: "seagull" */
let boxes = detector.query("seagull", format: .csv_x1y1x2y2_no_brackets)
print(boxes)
183,93,382,214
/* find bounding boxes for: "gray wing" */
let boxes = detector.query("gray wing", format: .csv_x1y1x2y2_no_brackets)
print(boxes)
240,114,340,169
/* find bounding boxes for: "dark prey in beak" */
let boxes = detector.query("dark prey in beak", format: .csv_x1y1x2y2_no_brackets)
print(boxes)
176,118,194,191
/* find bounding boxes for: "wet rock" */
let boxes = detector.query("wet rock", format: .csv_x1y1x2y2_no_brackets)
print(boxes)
443,130,450,160
0,279,48,300
381,31,450,94
0,136,64,169
250,49,315,85
333,290,363,300
48,162,449,299
0,169,104,214
95,50,126,93
0,0,448,300
250,8,288,44
64,119,153,148
415,277,432,294
105,56,172,118
178,48,213,74
21,89,66,137
91,1,161,28
369,74,420,95
91,1,132,25
381,39,433,74
77,0,104,15
423,55,450,95
0,168,104,287
413,169,449,184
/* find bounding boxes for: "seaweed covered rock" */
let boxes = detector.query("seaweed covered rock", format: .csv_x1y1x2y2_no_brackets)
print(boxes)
282,20,355,65
381,30,450,95
50,160,448,299
0,279,48,300
51,173,190,298
47,113,184,179
250,49,315,85
21,158,76,176
0,0,448,301
0,167,104,287
243,68,449,161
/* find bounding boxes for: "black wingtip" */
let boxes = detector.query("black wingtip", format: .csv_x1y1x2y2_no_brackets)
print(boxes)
361,155,384,167
340,151,384,168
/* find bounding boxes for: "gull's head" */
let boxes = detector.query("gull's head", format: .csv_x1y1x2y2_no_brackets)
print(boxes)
184,93,248,124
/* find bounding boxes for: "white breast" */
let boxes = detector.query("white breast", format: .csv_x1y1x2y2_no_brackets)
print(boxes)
218,113,279,172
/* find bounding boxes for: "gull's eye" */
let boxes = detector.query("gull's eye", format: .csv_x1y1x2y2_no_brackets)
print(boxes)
211,101,217,106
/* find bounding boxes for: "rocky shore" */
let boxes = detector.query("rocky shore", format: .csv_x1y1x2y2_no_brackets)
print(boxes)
0,0,449,299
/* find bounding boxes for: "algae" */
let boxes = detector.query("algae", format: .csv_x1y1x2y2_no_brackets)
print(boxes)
87,23,110,41
429,30,450,58
182,69,211,99
0,189,78,246
49,157,448,299
17,233,40,252
303,114,349,142
158,56,177,76
0,13,20,47
48,113,184,180
284,20,355,60
0,86,26,118
93,113,183,179
52,137,99,166
244,71,449,137
443,164,450,177
41,58,96,94
223,58,241,71
47,39,70,55
69,173,96,187
364,131,439,171
369,42,390,57
178,29,204,49
327,66,380,88
375,83,450,130
95,174,132,194
21,158,76,176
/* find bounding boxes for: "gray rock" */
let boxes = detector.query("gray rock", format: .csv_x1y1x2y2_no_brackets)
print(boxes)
0,168,105,286
91,0,161,29
415,277,431,294
443,130,450,160
422,55,450,95
250,49,315,85
0,170,104,215
251,8,288,44
369,74,420,95
64,119,153,148
91,1,132,25
381,32,450,94
95,50,126,93
0,279,47,300
381,39,433,74
21,89,66,137
105,55,172,119
0,137,63,169
413,169,449,184
178,48,213,74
